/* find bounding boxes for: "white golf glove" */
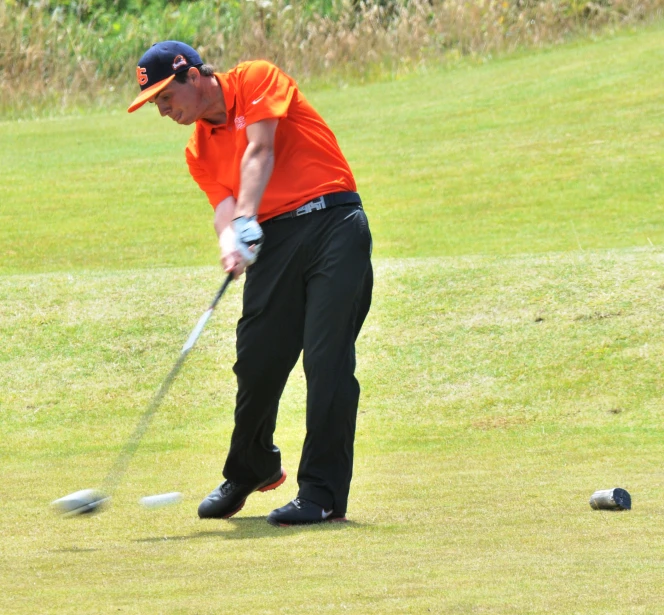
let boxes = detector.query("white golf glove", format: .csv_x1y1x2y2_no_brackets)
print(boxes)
232,215,264,265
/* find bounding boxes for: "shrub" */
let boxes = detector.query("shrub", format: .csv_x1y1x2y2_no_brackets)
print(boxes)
1,0,663,118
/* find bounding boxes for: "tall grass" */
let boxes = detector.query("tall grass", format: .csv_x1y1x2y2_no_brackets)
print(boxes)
1,0,664,118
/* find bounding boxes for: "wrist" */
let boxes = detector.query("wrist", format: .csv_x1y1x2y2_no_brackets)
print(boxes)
233,214,256,223
234,201,258,219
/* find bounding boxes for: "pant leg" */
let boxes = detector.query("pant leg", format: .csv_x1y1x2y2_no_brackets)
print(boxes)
297,205,373,514
223,224,306,485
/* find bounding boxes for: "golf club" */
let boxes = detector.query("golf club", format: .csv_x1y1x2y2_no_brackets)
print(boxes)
52,272,234,517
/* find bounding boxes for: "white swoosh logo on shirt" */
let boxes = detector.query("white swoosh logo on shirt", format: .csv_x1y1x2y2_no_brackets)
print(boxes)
252,96,264,105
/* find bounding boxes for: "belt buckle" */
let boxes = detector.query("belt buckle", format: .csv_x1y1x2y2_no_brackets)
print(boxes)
296,196,326,216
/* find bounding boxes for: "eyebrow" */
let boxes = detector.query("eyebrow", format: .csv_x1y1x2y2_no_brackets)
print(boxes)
151,87,171,104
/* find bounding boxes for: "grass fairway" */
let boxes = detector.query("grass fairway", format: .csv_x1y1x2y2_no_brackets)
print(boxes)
2,25,664,615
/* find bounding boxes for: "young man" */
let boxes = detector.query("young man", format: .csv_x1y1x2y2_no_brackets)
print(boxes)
128,41,373,526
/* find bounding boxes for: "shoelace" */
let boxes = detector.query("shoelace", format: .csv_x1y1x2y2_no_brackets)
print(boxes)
292,498,334,518
219,481,239,496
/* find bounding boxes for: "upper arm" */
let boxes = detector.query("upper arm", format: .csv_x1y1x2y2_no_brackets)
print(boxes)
245,118,278,152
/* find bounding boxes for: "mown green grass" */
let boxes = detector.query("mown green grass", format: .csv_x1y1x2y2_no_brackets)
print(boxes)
2,25,664,274
1,256,663,613
1,24,664,615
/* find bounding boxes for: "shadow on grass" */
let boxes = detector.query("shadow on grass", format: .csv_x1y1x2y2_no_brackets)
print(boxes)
134,516,366,543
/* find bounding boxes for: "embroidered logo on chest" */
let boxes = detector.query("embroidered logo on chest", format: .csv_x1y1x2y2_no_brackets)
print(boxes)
234,115,246,130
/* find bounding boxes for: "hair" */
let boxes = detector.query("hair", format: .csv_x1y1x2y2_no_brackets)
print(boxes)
174,64,215,83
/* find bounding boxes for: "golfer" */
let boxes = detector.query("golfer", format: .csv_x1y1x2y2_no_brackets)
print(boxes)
128,41,373,526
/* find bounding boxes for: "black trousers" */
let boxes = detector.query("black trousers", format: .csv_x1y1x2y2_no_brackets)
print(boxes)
222,202,373,515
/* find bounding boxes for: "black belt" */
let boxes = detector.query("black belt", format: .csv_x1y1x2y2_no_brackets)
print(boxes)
264,191,361,223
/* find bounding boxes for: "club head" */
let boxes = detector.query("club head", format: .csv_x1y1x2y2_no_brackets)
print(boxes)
51,489,110,518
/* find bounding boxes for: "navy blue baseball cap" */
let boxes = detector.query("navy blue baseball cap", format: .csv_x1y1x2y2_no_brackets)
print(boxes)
128,41,203,113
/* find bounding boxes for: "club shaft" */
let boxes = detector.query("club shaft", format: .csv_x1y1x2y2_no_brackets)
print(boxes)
101,273,233,495
101,353,187,494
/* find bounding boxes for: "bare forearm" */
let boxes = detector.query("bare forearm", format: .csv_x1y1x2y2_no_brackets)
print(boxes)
235,141,274,218
214,118,276,277
214,196,236,238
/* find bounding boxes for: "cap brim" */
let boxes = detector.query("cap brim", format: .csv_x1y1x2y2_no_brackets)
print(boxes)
127,74,176,113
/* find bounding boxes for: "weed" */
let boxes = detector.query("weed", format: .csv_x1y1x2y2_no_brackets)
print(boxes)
3,0,664,117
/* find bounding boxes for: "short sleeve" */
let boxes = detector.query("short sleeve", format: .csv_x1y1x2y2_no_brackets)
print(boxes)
185,140,232,208
239,60,297,125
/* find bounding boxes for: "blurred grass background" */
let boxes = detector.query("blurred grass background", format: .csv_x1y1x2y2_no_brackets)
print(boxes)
2,25,664,274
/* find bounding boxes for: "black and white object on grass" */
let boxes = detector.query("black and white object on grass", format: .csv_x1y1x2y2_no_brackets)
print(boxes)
52,274,233,517
589,488,631,511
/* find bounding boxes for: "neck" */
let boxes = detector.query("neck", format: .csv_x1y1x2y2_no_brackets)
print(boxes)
200,75,227,125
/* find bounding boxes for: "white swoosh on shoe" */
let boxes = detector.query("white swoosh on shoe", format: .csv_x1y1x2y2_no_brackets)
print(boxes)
322,509,334,520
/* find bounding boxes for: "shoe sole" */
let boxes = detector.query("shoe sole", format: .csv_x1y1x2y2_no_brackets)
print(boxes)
220,468,287,520
221,501,246,519
268,516,348,528
257,468,287,492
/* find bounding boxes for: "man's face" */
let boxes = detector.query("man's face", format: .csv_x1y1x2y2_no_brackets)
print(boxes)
150,74,201,125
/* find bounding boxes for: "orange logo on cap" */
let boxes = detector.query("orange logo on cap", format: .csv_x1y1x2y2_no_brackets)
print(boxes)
172,55,188,71
136,66,148,86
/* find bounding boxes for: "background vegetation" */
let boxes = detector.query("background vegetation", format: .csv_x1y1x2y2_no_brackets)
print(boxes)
2,0,664,118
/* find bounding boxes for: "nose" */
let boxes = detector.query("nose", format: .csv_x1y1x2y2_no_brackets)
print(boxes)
156,100,170,117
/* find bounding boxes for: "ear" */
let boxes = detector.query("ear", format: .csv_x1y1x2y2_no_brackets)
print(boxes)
187,66,201,85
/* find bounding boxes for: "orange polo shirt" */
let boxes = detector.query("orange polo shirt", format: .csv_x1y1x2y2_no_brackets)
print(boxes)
185,60,356,223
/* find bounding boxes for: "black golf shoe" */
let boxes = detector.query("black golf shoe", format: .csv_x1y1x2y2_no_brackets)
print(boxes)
267,497,347,527
198,467,287,519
